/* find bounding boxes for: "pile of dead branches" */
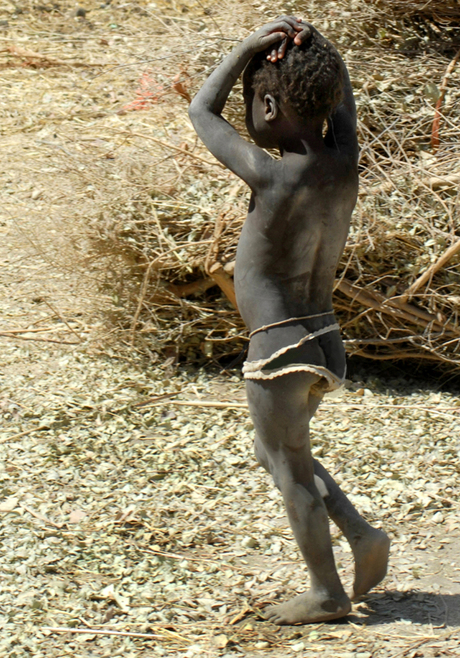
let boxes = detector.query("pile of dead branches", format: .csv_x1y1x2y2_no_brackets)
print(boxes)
369,0,460,22
4,0,459,367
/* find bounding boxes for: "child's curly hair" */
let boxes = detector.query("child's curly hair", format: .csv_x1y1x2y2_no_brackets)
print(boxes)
243,29,344,120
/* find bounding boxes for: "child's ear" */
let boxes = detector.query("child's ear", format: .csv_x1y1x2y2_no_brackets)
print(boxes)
263,94,278,122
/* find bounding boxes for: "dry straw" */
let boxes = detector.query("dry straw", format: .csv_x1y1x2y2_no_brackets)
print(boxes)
4,0,460,367
369,0,460,20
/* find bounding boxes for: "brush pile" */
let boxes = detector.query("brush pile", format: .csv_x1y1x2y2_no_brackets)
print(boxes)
369,0,460,22
2,0,459,366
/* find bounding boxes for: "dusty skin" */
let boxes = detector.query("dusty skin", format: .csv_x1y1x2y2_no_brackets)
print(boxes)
264,476,391,624
265,589,352,626
189,17,390,624
264,523,390,624
350,527,391,599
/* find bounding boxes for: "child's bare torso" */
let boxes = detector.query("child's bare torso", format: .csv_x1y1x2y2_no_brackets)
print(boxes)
235,147,358,362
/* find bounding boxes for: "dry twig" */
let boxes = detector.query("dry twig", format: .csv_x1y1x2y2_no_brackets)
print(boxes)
431,48,460,150
41,627,164,640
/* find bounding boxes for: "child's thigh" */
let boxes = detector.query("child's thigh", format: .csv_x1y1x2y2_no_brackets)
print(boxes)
246,371,321,451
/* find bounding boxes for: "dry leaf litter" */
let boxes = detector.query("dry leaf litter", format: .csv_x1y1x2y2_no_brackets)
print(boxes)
2,335,460,657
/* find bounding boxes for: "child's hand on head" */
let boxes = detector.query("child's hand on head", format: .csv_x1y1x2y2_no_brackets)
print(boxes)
293,20,312,46
265,18,312,63
246,16,310,63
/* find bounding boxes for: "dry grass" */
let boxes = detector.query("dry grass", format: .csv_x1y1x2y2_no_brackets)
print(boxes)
1,0,460,367
369,0,460,21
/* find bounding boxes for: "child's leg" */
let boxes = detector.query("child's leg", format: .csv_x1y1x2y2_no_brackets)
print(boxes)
246,374,350,625
306,393,390,598
312,460,390,598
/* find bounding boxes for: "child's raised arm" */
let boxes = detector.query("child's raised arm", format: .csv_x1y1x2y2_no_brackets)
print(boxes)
188,17,309,190
324,52,358,161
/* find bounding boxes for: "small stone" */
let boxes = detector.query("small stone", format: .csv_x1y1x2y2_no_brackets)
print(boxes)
241,536,258,548
31,597,44,610
212,634,228,649
292,641,305,652
75,7,87,18
255,642,269,649
68,509,86,523
31,189,42,200
432,511,443,524
0,497,18,512
363,388,374,397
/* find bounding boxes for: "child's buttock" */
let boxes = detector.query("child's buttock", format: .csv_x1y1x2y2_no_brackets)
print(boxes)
243,315,346,393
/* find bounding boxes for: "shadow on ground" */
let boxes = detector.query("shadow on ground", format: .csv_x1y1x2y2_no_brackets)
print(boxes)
350,590,460,627
346,355,460,394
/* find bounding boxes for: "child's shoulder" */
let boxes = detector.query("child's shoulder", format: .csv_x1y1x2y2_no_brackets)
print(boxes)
279,147,355,187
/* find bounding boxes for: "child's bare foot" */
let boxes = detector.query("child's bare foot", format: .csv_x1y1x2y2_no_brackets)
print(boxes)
264,589,351,625
350,528,390,599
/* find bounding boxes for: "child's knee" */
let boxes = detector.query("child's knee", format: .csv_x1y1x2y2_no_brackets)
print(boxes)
254,435,271,473
254,436,284,490
269,449,330,502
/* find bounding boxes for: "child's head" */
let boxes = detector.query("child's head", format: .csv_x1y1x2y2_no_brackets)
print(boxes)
243,29,343,142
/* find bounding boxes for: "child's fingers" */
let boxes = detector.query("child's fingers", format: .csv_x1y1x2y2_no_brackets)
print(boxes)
266,45,279,62
261,30,288,51
270,18,300,38
293,25,311,45
275,15,302,30
277,37,288,59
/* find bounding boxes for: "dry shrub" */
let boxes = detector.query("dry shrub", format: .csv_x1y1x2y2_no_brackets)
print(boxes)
4,0,460,367
369,0,460,22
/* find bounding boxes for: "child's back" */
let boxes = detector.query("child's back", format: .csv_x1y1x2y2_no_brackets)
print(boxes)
235,146,358,333
234,30,359,380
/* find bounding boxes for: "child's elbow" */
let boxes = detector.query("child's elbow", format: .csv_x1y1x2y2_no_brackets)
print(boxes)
188,99,201,125
188,100,209,137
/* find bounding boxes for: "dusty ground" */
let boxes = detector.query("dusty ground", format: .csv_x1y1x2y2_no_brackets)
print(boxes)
1,2,460,657
2,191,460,657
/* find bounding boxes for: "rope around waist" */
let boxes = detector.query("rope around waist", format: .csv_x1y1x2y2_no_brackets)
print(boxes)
248,311,335,340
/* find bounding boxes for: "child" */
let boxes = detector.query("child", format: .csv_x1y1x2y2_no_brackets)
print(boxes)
189,16,390,625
